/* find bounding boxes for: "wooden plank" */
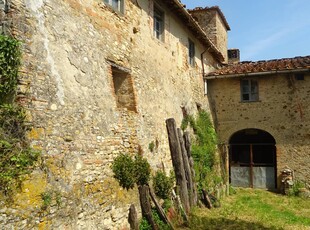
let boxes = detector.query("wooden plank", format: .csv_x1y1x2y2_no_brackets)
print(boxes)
166,118,190,213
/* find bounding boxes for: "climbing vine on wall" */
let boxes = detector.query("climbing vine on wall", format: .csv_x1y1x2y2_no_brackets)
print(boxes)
0,35,39,196
181,110,219,191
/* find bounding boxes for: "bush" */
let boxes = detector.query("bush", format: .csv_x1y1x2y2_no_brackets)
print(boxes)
112,153,151,190
134,154,151,186
153,170,174,199
112,153,136,190
182,110,219,191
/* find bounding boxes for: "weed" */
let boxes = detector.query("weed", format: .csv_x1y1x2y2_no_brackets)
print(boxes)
41,192,52,210
148,141,155,152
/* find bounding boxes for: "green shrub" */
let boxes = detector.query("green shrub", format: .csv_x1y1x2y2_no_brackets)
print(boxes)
112,153,151,190
288,180,306,197
153,170,174,199
139,217,151,230
112,153,136,190
182,110,219,191
134,154,151,186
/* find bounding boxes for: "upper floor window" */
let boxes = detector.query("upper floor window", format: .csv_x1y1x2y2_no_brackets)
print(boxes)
154,6,164,41
188,39,195,66
241,79,258,102
104,0,124,13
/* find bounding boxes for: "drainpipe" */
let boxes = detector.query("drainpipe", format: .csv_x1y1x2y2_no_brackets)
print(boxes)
201,48,211,95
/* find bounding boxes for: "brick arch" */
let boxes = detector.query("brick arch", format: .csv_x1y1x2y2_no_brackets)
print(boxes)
228,128,277,189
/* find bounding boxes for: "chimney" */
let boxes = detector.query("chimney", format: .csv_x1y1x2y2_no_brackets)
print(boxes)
189,6,230,63
228,49,240,64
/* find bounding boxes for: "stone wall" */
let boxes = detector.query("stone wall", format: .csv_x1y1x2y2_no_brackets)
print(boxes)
207,73,310,185
0,0,218,229
190,8,228,63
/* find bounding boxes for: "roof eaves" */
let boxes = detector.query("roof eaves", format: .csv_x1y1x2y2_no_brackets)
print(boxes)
163,0,225,63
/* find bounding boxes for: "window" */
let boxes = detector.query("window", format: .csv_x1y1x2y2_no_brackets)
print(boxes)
111,66,137,112
188,39,195,66
104,0,124,13
295,73,304,81
154,6,164,41
241,79,258,102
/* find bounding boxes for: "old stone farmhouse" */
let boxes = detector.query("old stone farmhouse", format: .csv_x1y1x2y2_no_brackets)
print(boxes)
1,0,229,228
0,0,309,229
206,56,310,189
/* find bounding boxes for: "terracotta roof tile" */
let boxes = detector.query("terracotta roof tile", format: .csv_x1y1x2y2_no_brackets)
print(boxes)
207,56,310,78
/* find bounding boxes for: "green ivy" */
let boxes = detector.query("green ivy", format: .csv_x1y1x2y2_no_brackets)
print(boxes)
182,110,218,191
0,36,40,197
0,35,21,103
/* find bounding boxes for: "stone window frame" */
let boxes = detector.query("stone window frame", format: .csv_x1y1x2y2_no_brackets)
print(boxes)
153,4,165,41
188,38,195,67
240,79,259,102
103,0,124,14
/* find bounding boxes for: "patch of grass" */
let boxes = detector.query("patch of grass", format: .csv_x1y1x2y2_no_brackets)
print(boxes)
183,188,310,230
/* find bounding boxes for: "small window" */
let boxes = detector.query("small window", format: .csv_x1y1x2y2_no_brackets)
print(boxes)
188,39,195,66
104,0,124,13
154,6,164,41
295,74,304,81
241,79,258,102
111,66,136,111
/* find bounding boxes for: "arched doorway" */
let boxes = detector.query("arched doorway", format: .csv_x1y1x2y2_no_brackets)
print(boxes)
229,129,276,189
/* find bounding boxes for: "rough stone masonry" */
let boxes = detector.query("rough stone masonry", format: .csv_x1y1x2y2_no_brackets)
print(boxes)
0,0,226,229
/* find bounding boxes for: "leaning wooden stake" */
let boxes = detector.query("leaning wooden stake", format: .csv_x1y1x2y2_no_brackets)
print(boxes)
149,187,175,230
184,132,198,206
139,185,158,230
128,204,139,230
177,128,194,208
166,118,190,213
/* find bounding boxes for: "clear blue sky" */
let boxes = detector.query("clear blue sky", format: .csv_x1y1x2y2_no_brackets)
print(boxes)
181,0,310,61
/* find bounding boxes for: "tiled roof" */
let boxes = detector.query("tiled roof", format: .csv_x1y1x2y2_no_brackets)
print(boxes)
164,0,225,63
206,56,310,78
188,6,231,31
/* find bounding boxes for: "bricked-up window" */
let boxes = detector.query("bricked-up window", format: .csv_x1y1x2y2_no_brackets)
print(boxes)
112,67,136,112
241,79,258,102
154,5,164,41
188,39,195,66
104,0,124,13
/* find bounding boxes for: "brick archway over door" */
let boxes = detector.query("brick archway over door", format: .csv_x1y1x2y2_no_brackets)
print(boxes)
229,129,277,189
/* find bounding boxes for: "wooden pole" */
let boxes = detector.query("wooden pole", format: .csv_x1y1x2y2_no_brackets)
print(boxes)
149,187,175,230
184,132,198,206
128,204,139,230
138,185,158,230
250,144,254,188
177,128,194,208
166,118,190,213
